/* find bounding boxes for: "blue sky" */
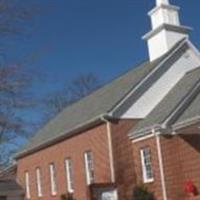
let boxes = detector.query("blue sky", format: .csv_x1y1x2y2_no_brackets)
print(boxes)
9,0,200,95
2,0,199,150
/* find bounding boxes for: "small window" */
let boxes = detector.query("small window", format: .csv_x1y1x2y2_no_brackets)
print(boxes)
65,158,74,193
36,168,42,197
49,163,57,196
84,151,94,185
25,172,31,199
140,147,154,183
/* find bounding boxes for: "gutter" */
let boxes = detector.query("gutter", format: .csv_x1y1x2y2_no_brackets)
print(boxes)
15,114,110,160
130,115,200,141
101,116,116,183
128,124,162,140
154,129,168,200
172,115,200,131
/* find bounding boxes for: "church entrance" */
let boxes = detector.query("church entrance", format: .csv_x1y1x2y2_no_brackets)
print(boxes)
100,189,118,200
90,183,118,200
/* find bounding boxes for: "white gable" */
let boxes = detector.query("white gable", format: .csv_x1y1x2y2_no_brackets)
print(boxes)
122,42,200,119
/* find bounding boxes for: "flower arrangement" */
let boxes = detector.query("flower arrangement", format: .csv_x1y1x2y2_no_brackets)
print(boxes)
184,180,196,196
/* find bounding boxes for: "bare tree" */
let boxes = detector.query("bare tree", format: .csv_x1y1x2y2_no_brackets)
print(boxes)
68,73,101,100
0,0,39,37
0,64,35,165
43,73,101,120
0,1,42,165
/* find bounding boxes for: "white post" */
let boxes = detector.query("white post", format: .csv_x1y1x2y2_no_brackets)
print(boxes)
154,130,168,200
156,0,169,6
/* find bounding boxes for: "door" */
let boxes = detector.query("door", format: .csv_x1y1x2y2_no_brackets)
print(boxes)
90,184,118,200
101,189,118,200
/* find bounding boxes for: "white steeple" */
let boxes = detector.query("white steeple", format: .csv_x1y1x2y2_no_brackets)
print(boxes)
156,0,169,6
143,0,192,61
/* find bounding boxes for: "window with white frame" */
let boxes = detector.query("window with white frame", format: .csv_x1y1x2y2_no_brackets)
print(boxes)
65,158,74,193
49,163,57,195
25,171,31,199
84,151,94,185
140,147,154,183
36,168,43,197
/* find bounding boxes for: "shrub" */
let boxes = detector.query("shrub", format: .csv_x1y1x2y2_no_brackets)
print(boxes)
60,194,67,200
133,185,154,200
60,193,76,200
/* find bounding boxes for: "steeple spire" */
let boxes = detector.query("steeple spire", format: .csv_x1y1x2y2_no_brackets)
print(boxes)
143,0,192,61
156,0,169,6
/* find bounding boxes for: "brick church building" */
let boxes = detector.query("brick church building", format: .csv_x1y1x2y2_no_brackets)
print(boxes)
15,0,200,200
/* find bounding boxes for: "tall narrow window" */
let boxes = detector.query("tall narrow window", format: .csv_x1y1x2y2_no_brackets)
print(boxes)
49,163,57,196
84,151,94,185
36,168,42,197
140,147,154,183
65,158,74,193
25,172,31,199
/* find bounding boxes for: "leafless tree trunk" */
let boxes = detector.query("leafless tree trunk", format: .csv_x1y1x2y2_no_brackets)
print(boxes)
0,0,41,166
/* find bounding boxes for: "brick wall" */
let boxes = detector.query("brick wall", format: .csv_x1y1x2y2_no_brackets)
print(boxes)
111,119,138,200
17,123,111,200
161,133,200,200
130,129,200,200
132,136,163,200
17,117,200,200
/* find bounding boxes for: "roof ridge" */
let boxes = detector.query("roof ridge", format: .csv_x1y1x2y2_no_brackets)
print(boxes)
51,59,149,114
37,59,149,129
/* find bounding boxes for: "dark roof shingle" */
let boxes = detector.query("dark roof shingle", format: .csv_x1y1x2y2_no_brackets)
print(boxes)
17,39,189,156
18,58,162,156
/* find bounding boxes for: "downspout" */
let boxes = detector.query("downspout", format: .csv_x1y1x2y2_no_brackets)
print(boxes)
101,116,115,183
153,129,168,200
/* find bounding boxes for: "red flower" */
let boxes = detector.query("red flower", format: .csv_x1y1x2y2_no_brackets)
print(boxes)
184,180,196,194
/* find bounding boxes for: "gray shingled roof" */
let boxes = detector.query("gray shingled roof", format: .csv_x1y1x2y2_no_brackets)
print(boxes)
129,67,200,138
18,58,162,156
175,89,200,124
16,39,188,157
0,180,22,192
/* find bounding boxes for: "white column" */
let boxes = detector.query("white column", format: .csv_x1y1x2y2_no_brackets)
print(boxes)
156,0,169,6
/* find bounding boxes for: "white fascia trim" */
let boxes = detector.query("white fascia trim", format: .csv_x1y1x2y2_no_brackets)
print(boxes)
172,115,200,131
100,116,115,182
132,133,155,143
109,38,187,118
